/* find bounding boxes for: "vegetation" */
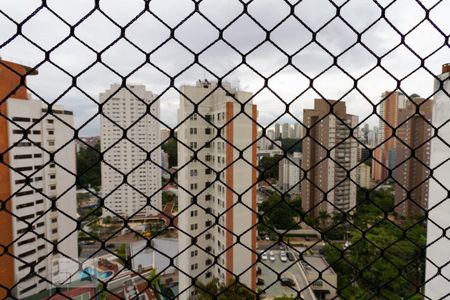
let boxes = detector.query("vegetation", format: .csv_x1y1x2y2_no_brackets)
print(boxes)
324,188,426,299
279,138,302,153
162,191,176,206
116,243,128,262
189,278,254,300
258,155,283,180
259,192,302,230
76,142,101,189
162,137,177,168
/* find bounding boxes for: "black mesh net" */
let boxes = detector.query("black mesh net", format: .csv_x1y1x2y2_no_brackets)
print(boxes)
1,0,450,299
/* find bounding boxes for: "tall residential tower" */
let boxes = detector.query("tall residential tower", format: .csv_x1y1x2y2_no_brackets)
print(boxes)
177,80,257,299
100,84,161,220
301,99,359,217
0,59,78,298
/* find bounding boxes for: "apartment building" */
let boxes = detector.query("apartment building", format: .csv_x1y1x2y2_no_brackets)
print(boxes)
393,97,432,217
426,63,450,300
281,123,290,139
372,91,407,182
301,99,359,217
357,163,372,189
274,123,281,140
0,59,78,298
278,152,302,195
177,80,257,299
100,84,161,220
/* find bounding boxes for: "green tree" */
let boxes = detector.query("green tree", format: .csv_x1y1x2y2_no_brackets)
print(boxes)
147,268,161,286
162,191,176,206
116,243,127,262
324,189,426,299
189,278,255,300
162,137,177,168
76,142,101,189
258,155,283,180
280,138,302,153
259,193,302,230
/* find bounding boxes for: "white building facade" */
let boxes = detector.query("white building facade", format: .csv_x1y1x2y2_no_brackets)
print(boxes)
278,152,302,195
177,80,257,299
100,84,161,220
5,99,78,298
425,64,450,299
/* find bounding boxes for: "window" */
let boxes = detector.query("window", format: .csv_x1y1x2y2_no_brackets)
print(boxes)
14,154,32,159
190,169,197,176
12,117,30,122
205,128,211,134
190,210,198,217
190,224,198,230
47,119,54,124
190,128,197,135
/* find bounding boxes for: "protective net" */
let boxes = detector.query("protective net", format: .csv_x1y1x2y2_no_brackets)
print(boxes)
1,0,449,299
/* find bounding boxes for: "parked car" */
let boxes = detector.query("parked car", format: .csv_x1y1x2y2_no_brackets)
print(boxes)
280,277,295,287
261,252,268,261
257,278,265,286
269,251,275,262
257,267,262,275
280,251,287,262
287,252,295,261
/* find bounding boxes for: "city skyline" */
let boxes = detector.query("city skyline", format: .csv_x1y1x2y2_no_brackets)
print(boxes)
0,1,448,136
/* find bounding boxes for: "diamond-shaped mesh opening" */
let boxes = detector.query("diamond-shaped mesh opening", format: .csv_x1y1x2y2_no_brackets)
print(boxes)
1,0,450,299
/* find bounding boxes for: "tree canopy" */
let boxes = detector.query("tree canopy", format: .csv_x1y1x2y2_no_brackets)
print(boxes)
76,142,101,189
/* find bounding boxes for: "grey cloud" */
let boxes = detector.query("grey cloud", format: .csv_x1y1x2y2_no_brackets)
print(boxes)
1,0,449,135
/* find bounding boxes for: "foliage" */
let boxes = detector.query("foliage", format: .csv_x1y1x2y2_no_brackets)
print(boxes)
189,278,255,300
279,138,302,153
162,137,177,168
116,243,127,261
76,142,101,189
324,188,426,299
147,268,161,286
259,193,302,230
258,155,283,180
162,191,176,206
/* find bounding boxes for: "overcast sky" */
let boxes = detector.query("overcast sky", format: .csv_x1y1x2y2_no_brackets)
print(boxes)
1,0,449,136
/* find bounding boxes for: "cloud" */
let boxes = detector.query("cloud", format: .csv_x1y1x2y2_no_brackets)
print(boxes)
0,0,448,136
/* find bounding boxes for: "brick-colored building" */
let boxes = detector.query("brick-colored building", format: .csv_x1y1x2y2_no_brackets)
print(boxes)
301,99,359,217
393,97,432,217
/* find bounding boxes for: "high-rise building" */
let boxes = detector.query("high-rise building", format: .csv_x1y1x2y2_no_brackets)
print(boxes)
393,97,432,217
372,91,407,182
425,63,450,300
0,59,78,298
274,123,281,140
161,128,171,142
279,152,302,195
294,123,303,139
281,123,290,139
357,163,372,189
301,99,359,217
100,84,161,220
177,80,257,299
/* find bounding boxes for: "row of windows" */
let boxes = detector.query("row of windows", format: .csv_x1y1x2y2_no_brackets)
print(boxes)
12,129,41,135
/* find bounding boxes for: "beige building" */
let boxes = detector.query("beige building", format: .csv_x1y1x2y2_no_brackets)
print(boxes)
357,163,372,189
177,80,257,299
278,152,302,195
0,59,78,298
100,84,161,220
393,97,432,217
301,99,359,217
